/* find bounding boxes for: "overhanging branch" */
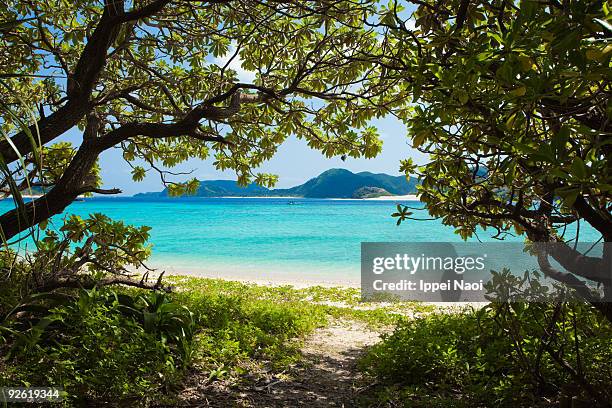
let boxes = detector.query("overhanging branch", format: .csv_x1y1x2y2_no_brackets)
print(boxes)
534,243,598,303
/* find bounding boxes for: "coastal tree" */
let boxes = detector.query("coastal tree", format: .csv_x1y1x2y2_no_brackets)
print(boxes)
380,0,612,318
0,0,394,290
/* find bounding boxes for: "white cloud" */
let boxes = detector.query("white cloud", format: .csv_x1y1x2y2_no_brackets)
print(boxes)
214,44,257,83
405,17,416,31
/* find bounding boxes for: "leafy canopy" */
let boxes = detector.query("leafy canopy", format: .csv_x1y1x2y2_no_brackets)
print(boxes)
383,0,611,242
1,0,390,196
0,0,404,295
378,0,612,314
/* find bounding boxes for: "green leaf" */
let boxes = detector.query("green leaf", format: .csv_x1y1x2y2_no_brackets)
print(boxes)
532,145,554,162
131,166,146,182
552,125,570,156
495,63,513,82
570,157,587,179
455,89,469,105
510,86,526,97
560,189,580,207
412,129,430,148
143,311,157,333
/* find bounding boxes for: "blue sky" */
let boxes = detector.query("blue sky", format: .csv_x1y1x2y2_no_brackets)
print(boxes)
92,115,427,195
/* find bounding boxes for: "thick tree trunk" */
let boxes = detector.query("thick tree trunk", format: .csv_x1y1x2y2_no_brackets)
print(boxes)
0,0,126,165
0,140,99,240
0,101,91,165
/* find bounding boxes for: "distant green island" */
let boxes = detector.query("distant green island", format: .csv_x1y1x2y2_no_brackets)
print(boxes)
133,169,419,199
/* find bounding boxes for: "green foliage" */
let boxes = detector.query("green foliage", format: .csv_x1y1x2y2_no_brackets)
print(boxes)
391,203,413,225
2,0,387,188
33,142,101,194
170,278,330,372
380,0,611,243
361,272,612,407
168,276,432,330
1,287,194,404
361,311,507,406
34,213,152,278
3,275,428,404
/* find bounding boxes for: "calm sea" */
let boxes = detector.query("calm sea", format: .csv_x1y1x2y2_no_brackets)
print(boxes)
0,197,599,282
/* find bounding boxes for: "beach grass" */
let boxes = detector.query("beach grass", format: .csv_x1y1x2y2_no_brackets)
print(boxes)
0,274,430,405
166,275,434,327
4,273,610,407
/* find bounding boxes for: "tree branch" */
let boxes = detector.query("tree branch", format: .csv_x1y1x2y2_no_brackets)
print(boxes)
573,196,612,241
534,243,599,304
0,118,102,239
34,274,172,293
545,241,610,283
0,0,177,165
80,187,122,195
96,90,263,150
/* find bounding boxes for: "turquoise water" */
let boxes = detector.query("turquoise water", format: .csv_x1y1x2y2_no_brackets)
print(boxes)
0,197,600,281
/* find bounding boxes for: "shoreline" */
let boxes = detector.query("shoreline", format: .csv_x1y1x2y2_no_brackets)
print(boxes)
218,196,302,199
2,194,43,199
215,195,420,201
146,264,361,289
366,194,419,201
0,195,422,201
41,194,420,201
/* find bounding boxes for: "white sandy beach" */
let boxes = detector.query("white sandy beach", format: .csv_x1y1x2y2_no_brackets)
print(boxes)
3,194,43,199
218,195,420,200
365,194,420,201
2,194,420,201
326,194,420,201
219,196,302,199
145,264,361,288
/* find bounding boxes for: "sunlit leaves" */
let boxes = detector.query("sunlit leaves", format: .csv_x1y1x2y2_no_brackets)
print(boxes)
391,204,413,226
399,158,416,178
131,166,146,182
166,177,199,197
2,0,389,194
45,213,153,272
388,0,610,242
254,172,278,188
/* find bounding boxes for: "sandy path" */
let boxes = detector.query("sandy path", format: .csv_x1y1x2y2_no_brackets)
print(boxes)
179,319,381,407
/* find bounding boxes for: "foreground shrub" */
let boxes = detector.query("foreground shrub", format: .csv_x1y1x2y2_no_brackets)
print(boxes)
171,279,329,373
1,277,331,403
360,310,514,407
0,287,194,404
361,300,612,407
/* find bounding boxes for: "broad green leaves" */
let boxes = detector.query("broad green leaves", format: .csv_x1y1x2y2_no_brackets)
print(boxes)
391,204,413,226
2,0,386,192
385,0,610,242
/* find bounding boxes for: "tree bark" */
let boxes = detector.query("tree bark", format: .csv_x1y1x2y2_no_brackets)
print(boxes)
0,0,170,165
0,119,101,239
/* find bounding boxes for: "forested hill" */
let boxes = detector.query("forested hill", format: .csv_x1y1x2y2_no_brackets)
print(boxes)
133,169,419,199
